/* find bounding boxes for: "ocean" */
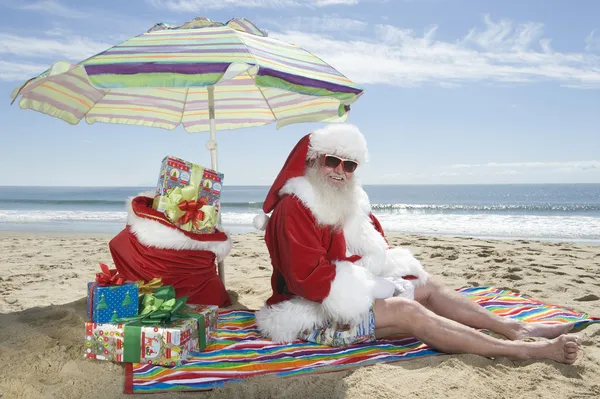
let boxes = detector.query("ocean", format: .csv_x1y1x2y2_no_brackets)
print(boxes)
1,184,599,243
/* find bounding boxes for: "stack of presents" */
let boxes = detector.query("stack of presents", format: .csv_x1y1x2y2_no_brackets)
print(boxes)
85,156,231,366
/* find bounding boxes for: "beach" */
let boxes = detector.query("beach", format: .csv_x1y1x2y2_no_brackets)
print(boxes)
0,231,599,399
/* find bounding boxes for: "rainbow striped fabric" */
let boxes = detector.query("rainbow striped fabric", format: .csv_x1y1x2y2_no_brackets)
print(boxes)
126,286,599,394
10,17,363,133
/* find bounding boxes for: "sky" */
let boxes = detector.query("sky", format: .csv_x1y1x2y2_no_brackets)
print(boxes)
0,0,599,186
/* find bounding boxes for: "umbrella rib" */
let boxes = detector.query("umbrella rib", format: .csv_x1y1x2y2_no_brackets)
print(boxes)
232,30,278,121
256,84,278,123
180,88,190,126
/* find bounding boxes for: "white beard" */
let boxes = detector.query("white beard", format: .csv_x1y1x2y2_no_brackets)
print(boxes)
304,166,358,229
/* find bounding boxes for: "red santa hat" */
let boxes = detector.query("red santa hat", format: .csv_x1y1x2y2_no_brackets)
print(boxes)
253,123,368,230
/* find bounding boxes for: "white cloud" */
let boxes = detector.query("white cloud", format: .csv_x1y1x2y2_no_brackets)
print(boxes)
269,15,367,33
271,15,600,88
148,0,359,10
44,26,72,37
313,0,359,5
0,61,48,81
0,31,114,81
2,14,599,91
461,16,545,52
0,33,111,61
19,0,89,18
449,161,600,171
586,30,600,52
375,160,600,184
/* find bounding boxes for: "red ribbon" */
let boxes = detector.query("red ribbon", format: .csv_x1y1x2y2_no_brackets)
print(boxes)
95,263,125,286
178,199,206,230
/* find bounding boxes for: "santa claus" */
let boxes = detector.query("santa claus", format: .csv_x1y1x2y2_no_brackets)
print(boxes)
252,124,581,364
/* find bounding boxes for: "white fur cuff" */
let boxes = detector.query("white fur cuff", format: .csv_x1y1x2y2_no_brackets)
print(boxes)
255,297,327,343
383,248,429,285
321,261,374,324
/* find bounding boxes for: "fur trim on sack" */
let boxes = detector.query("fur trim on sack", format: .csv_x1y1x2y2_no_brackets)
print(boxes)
126,193,232,262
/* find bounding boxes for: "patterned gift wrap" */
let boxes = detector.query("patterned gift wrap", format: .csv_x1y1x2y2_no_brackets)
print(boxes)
185,304,219,349
84,318,199,366
153,156,224,233
87,282,138,324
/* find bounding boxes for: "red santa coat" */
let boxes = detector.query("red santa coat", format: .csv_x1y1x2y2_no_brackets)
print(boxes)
255,176,429,343
265,194,386,306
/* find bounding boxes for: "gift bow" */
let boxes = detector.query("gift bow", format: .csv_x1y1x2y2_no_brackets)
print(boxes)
178,199,207,230
118,285,189,325
162,186,218,231
95,263,125,286
135,277,163,295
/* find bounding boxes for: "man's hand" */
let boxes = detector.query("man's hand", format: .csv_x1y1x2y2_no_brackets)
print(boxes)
371,276,396,299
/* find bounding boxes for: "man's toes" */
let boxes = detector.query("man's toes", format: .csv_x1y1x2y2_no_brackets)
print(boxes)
565,341,579,350
564,352,578,361
564,334,581,345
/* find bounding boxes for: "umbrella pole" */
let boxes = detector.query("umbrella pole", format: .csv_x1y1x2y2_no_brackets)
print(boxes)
207,85,218,171
207,85,226,286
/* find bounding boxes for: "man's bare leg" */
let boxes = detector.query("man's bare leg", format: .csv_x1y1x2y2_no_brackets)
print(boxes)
412,276,574,340
374,297,580,364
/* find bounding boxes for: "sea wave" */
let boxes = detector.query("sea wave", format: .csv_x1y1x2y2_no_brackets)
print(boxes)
370,203,600,212
0,199,266,209
376,213,600,241
3,196,600,213
0,210,127,222
1,210,599,242
0,199,125,206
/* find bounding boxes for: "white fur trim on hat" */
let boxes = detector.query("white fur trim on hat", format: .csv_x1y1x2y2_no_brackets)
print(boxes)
253,213,270,230
307,123,368,164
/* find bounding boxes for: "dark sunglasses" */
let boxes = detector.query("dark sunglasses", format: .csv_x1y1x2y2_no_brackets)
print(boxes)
323,154,359,173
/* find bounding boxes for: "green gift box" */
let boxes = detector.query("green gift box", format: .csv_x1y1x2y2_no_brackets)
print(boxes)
153,156,223,234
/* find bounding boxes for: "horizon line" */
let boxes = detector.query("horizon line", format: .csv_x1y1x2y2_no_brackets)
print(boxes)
1,182,600,188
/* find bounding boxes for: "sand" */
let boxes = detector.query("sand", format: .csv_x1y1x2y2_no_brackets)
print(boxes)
1,231,599,399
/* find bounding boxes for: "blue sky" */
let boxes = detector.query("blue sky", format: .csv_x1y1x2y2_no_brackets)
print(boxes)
0,0,599,186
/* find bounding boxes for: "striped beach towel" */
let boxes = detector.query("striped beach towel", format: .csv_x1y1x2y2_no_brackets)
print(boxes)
125,286,600,394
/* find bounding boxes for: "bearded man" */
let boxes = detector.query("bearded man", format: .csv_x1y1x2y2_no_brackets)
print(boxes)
252,124,579,364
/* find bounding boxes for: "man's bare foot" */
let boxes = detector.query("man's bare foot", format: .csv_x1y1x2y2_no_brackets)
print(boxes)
524,334,581,364
506,321,575,340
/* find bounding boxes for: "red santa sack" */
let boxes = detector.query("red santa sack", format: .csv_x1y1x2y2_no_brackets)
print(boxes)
109,195,232,307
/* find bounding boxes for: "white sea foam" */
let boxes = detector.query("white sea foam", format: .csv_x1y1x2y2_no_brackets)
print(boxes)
375,213,600,242
1,210,599,243
0,210,127,222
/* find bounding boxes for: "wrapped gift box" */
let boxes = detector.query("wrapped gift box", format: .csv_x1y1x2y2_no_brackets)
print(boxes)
152,156,224,233
185,304,219,350
87,282,138,324
84,318,199,366
84,286,218,365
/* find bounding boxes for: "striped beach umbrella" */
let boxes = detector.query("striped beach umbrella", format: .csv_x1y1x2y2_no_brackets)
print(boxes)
9,17,364,172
